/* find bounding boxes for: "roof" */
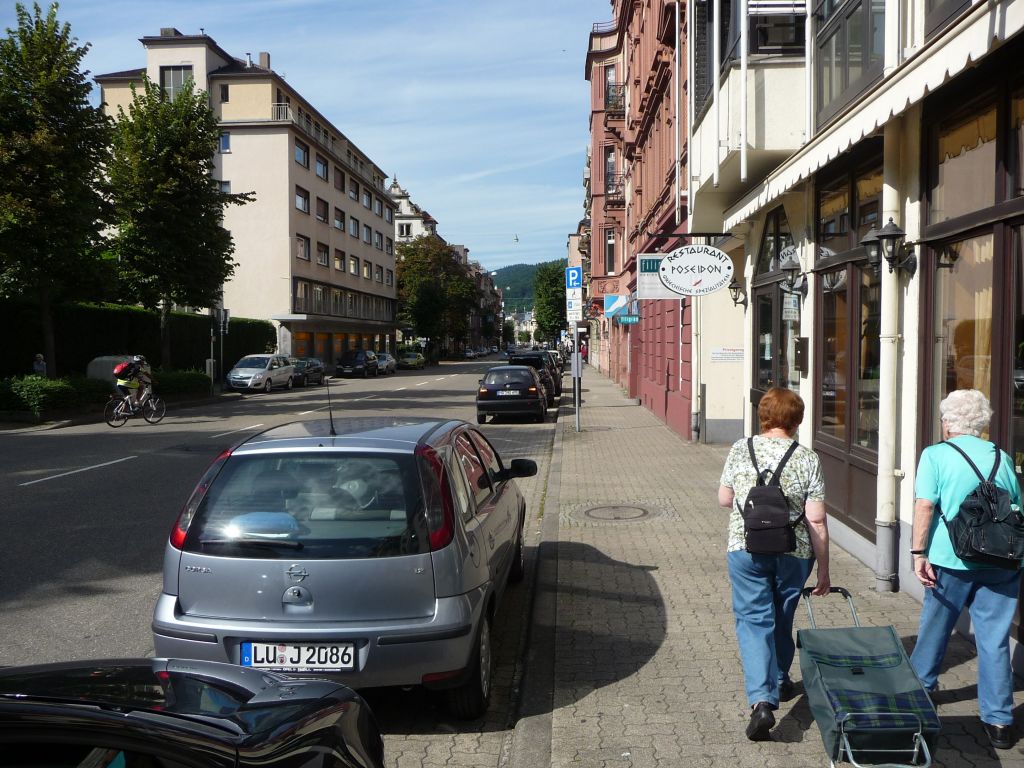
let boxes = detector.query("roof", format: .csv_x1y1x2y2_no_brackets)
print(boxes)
239,417,456,452
93,67,145,82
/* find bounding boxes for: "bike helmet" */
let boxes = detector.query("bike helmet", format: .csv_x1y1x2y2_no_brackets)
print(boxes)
133,355,147,364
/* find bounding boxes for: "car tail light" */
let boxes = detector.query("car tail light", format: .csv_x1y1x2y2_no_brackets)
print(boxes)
170,449,231,549
528,386,537,393
415,444,455,551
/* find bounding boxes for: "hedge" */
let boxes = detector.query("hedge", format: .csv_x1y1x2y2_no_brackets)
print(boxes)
0,300,276,378
0,371,212,416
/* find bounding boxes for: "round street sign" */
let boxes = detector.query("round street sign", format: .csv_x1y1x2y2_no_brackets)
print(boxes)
658,244,734,296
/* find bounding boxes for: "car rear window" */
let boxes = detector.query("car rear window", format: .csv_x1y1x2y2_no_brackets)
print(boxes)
483,370,533,386
184,453,429,559
236,356,269,369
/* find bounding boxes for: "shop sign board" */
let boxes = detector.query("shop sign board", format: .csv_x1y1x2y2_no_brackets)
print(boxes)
637,246,734,298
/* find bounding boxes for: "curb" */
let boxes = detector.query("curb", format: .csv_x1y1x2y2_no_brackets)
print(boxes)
501,396,568,768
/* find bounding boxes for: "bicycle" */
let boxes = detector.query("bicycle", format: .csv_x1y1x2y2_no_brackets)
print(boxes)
104,384,166,427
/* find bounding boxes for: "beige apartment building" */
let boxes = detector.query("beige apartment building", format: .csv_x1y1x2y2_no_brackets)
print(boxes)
96,28,398,366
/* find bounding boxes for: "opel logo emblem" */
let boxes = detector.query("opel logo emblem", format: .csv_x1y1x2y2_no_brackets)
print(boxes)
286,565,309,582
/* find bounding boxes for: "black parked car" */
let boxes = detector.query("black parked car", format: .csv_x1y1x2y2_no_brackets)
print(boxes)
289,356,326,386
508,352,561,403
337,349,379,377
477,365,548,424
0,658,385,768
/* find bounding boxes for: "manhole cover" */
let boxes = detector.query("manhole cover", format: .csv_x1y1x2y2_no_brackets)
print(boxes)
584,505,650,521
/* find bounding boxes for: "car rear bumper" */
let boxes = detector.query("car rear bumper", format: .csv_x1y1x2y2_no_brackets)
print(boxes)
152,590,485,689
477,399,544,416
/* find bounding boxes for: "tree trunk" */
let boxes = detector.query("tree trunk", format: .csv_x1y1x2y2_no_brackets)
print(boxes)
39,284,56,378
160,299,172,369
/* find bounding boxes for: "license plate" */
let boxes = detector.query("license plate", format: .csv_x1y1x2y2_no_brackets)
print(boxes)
241,642,355,671
497,390,520,396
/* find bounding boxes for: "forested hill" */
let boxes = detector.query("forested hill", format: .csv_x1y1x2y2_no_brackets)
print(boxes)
492,260,567,308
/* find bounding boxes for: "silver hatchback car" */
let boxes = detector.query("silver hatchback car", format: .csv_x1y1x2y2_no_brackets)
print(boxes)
153,418,536,719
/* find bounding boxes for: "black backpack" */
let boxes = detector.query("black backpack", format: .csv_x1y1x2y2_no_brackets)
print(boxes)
940,441,1024,570
739,438,804,554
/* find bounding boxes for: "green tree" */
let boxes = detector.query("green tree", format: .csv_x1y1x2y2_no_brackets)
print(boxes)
396,236,480,358
517,330,532,345
107,76,251,368
533,259,568,343
502,319,515,346
0,2,112,376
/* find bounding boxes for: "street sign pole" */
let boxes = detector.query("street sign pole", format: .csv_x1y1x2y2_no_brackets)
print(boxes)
573,325,581,432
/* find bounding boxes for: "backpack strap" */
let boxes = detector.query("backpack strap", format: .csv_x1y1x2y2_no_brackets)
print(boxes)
768,440,801,487
746,437,761,479
943,440,990,483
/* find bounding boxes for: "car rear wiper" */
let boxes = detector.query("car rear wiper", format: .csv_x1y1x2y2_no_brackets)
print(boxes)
200,538,304,550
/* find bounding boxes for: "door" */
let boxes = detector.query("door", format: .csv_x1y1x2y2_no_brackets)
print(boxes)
750,281,801,420
453,431,510,586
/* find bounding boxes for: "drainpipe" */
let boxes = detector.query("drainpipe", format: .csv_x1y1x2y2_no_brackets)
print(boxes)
688,0,696,220
805,0,812,141
713,0,721,187
875,119,902,592
740,0,748,182
675,0,682,225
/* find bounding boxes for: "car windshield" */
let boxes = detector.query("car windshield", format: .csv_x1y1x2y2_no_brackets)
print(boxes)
293,360,308,370
483,370,534,387
402,353,419,359
184,453,428,559
236,357,269,369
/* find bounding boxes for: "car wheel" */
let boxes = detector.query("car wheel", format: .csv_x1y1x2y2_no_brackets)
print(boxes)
301,375,308,387
362,368,368,378
535,407,546,424
285,376,293,390
477,413,486,425
509,518,525,583
263,379,272,393
447,615,492,719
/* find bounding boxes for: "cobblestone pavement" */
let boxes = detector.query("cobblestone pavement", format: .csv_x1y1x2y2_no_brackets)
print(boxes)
538,365,1024,768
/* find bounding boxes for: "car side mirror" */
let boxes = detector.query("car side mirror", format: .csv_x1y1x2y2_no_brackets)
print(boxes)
507,458,537,479
478,379,484,384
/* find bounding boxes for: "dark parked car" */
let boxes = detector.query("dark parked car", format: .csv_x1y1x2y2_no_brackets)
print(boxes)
289,356,326,386
0,658,385,768
508,352,561,403
153,417,538,719
376,352,397,375
477,365,547,424
337,349,379,377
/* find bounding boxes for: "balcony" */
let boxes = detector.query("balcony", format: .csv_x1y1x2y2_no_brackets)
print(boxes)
605,84,625,115
604,174,625,206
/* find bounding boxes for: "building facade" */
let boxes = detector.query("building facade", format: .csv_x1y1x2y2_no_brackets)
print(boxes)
689,0,1024,625
96,28,398,367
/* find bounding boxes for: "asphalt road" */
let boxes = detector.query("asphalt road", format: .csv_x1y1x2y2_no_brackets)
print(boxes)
0,356,559,767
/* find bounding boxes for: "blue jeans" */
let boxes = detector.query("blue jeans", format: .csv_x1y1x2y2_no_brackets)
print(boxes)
727,550,814,708
910,565,1022,725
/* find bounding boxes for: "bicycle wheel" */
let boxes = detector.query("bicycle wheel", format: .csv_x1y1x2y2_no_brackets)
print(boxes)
143,396,166,424
104,399,129,428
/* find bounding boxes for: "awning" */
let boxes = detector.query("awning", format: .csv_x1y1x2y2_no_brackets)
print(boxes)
723,0,1024,231
748,0,806,14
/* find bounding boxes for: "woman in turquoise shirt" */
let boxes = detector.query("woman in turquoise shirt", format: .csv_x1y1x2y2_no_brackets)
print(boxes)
910,389,1023,750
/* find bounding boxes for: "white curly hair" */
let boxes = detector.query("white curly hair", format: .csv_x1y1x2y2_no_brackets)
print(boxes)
939,389,993,437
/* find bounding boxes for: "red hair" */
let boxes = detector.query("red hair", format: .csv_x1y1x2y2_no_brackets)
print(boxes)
758,387,804,433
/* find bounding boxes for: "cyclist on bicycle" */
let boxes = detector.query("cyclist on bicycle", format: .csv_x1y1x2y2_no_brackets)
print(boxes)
115,355,153,412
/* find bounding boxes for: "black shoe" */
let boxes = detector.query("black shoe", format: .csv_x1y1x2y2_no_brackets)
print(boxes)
746,701,775,741
779,679,796,702
982,721,1014,750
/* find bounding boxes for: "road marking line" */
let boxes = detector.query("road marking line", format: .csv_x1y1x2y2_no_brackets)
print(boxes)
353,395,375,401
20,456,138,486
297,407,327,415
434,377,446,381
211,424,264,439
396,387,407,391
416,381,429,386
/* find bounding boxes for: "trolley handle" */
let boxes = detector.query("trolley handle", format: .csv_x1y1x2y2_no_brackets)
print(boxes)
801,586,860,628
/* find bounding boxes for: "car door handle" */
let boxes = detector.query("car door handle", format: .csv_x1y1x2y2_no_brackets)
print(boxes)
488,532,495,549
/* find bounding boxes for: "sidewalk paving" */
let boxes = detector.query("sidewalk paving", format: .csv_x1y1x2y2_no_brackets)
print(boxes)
528,364,1024,768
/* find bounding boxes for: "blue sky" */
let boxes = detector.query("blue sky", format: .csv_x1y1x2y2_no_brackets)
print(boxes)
3,0,605,270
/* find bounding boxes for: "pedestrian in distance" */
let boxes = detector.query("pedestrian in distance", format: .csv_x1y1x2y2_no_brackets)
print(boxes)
909,388,1022,750
718,386,830,741
32,353,46,377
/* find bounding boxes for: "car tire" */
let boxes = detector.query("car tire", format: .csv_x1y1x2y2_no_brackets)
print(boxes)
477,413,486,424
362,368,368,378
285,376,293,390
509,518,525,583
302,375,308,387
447,615,492,720
263,379,272,393
535,407,545,424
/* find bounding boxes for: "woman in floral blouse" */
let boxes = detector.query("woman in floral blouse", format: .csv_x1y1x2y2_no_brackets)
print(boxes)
718,386,830,741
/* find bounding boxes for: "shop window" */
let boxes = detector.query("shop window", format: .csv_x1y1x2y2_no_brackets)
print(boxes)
854,266,881,450
929,99,997,224
819,268,849,440
756,207,794,274
854,164,882,245
817,177,849,258
1011,88,1024,200
931,233,995,441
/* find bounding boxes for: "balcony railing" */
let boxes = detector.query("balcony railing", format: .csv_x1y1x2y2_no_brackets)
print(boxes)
592,20,617,33
604,174,625,201
605,84,625,114
272,103,338,161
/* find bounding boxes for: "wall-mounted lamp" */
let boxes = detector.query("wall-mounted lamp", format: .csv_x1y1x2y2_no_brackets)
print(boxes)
728,278,748,310
862,217,917,277
779,253,809,300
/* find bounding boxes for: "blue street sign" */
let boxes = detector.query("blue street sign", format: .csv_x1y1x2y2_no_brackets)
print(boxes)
565,266,583,289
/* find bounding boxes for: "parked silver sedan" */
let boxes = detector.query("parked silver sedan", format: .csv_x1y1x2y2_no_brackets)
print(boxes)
376,352,397,375
153,418,537,719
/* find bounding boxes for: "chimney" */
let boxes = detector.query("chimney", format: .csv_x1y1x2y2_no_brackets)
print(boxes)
160,27,183,37
259,52,270,70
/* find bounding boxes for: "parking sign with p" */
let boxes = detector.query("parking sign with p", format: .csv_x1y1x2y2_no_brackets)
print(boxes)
565,266,583,289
